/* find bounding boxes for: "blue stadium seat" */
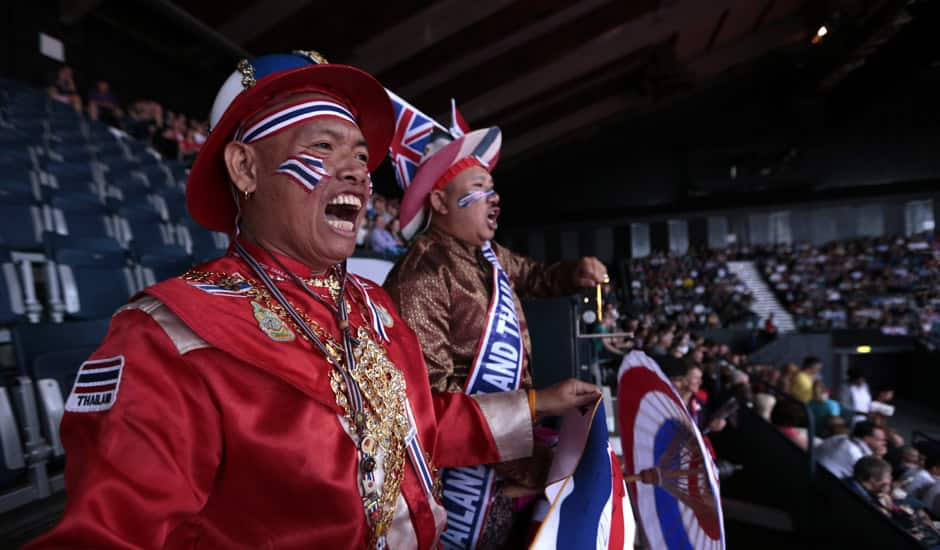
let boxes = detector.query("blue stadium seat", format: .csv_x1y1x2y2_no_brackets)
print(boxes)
47,201,117,242
45,162,99,196
139,164,170,188
137,248,194,287
161,187,187,221
52,248,135,320
0,203,44,251
13,319,110,456
106,174,152,202
0,385,27,491
178,218,229,262
0,180,37,203
46,144,93,164
116,206,179,256
0,249,27,325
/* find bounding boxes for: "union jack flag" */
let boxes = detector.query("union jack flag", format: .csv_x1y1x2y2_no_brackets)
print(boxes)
386,90,446,191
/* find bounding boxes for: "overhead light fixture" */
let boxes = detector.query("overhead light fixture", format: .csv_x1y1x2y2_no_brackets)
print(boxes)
812,25,828,44
856,345,871,354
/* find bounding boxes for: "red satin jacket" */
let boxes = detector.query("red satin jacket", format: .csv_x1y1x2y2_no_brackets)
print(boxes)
26,242,532,549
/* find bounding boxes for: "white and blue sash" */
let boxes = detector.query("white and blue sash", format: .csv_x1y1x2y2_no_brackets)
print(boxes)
439,242,524,550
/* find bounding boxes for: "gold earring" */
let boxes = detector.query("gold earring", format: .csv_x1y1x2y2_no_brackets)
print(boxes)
243,190,251,200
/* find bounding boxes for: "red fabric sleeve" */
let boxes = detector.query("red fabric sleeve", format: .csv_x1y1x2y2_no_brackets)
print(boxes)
26,310,222,549
430,391,501,468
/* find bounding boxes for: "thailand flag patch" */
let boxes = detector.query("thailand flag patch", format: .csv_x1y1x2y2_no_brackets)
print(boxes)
65,356,125,413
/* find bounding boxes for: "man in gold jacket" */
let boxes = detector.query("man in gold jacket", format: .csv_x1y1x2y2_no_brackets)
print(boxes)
384,126,607,547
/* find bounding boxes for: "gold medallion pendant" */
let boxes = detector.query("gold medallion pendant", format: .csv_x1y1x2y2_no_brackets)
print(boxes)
251,301,296,341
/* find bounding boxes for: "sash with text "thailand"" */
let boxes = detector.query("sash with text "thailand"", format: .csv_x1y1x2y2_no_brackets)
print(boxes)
439,242,524,550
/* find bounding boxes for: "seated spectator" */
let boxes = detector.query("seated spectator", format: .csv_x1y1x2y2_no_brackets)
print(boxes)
754,393,776,422
126,98,164,142
763,312,778,338
816,420,887,478
921,464,940,519
660,355,689,395
593,308,627,365
822,415,850,438
778,362,799,395
48,65,82,113
807,380,841,435
791,356,822,402
841,366,872,423
368,214,406,257
770,399,810,450
88,80,123,126
897,447,938,499
848,455,893,502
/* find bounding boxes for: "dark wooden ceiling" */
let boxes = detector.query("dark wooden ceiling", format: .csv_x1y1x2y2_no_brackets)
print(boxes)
67,0,938,220
113,0,900,157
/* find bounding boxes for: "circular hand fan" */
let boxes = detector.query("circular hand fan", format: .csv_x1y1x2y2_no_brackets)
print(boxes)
617,351,725,550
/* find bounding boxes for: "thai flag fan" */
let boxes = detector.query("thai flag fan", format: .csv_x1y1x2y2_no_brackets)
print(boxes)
617,351,726,550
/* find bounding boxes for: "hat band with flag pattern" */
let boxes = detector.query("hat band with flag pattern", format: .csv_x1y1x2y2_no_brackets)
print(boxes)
186,51,393,233
234,98,359,144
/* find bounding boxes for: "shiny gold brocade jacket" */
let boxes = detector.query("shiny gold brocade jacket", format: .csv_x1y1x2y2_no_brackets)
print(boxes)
384,226,579,394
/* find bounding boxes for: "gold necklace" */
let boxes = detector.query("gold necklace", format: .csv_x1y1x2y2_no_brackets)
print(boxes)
181,269,417,546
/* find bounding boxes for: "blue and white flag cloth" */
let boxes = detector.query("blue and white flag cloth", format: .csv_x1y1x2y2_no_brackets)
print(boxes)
531,398,635,550
439,241,524,550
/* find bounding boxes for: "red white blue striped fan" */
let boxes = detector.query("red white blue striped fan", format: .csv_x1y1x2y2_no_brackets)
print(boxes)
616,351,725,550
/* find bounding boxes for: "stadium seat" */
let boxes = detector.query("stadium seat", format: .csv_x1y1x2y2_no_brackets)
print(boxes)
45,162,100,196
13,319,110,456
137,248,194,287
0,180,37,203
46,201,117,242
115,206,179,256
0,249,27,325
52,248,135,319
0,385,27,492
177,219,229,262
0,203,44,251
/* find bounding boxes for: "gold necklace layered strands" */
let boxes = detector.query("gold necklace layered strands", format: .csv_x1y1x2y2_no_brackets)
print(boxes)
182,247,415,548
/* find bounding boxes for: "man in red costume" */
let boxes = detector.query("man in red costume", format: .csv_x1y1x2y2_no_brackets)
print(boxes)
26,51,598,550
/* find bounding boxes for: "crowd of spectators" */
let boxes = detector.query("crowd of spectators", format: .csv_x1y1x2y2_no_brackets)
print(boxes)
46,64,208,163
751,234,940,339
356,193,407,258
625,250,757,331
746,358,940,544
591,299,940,542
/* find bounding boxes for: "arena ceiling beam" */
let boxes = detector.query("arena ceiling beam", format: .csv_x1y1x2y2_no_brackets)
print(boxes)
218,0,311,46
501,17,809,160
342,0,515,75
451,0,741,127
394,0,611,100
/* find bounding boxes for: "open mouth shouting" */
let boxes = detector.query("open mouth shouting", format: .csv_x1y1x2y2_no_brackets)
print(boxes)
486,206,500,231
324,192,363,235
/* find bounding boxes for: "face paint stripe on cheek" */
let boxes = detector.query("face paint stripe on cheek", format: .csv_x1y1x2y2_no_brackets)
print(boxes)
274,153,331,192
457,189,495,208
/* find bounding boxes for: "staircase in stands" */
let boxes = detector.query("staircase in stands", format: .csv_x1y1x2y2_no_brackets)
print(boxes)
727,261,796,333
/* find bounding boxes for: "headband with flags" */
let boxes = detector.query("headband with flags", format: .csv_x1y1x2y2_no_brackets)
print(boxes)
234,98,359,144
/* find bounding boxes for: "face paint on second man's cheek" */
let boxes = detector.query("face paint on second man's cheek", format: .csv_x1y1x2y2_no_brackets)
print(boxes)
457,189,495,209
274,153,330,193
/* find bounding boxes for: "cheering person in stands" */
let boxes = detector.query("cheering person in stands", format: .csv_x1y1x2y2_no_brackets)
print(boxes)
383,116,608,547
27,51,598,550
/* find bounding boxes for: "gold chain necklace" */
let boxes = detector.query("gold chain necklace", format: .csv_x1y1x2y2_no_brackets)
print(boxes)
181,269,414,546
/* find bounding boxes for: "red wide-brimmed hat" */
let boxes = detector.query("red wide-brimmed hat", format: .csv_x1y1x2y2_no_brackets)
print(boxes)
398,126,502,240
186,51,394,233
